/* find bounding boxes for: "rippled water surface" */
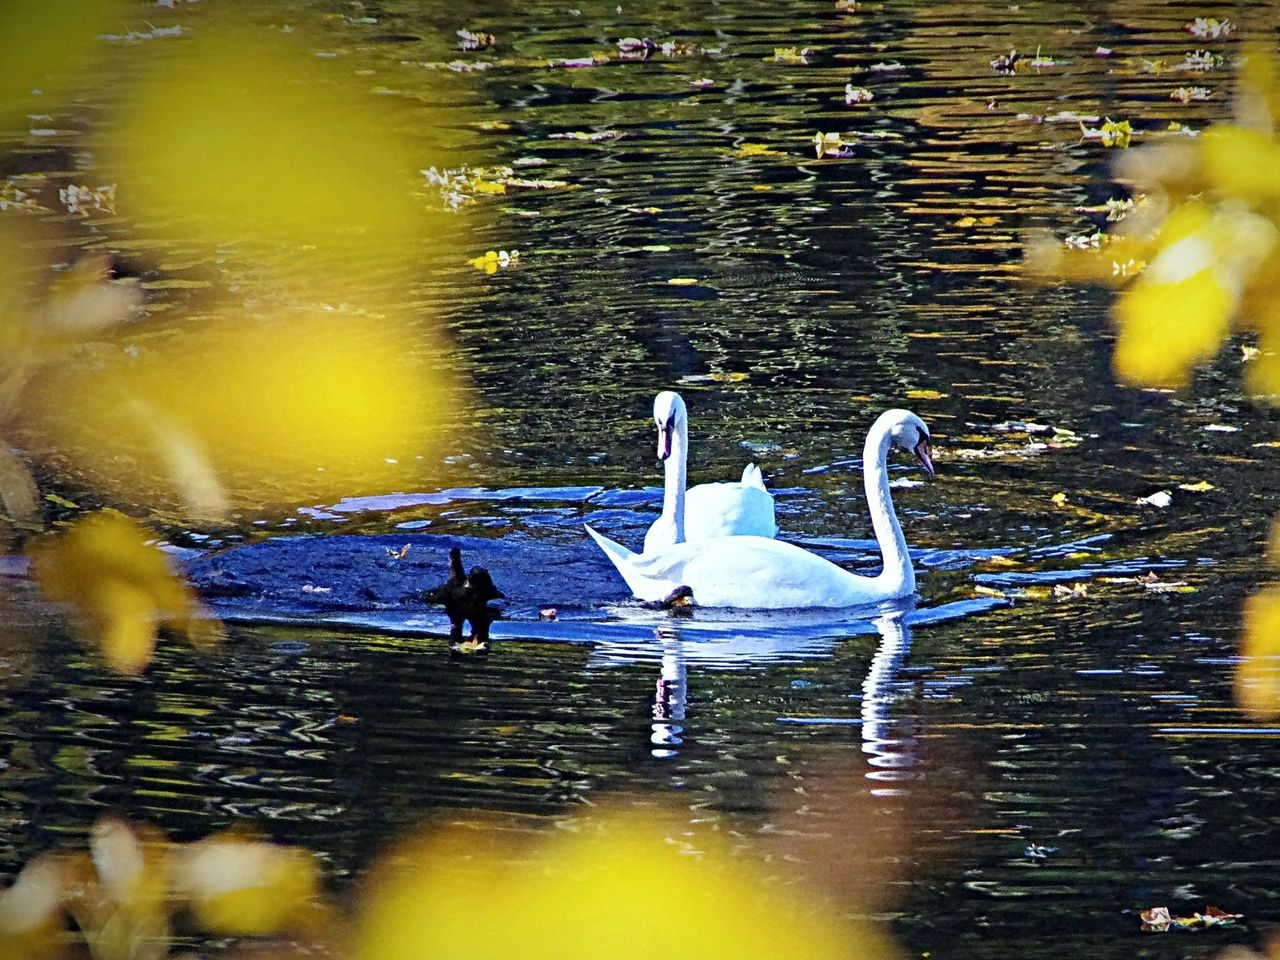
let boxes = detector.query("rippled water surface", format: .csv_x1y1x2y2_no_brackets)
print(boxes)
4,1,1280,957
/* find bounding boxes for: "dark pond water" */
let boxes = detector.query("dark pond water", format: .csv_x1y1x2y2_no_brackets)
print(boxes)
3,1,1280,958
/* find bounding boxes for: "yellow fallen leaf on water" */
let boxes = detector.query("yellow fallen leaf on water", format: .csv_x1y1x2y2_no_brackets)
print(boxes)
735,142,786,158
1177,480,1215,492
30,511,222,674
469,249,520,272
667,277,699,286
1051,492,1069,505
905,389,947,400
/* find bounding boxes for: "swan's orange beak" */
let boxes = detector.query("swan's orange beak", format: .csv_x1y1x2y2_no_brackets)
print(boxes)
915,440,935,475
657,423,674,460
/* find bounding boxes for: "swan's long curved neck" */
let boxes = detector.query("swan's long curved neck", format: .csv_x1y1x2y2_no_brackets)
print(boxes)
662,418,688,543
864,426,914,596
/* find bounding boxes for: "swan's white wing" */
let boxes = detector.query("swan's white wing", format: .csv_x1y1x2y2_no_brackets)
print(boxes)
643,513,679,553
740,463,765,489
685,480,776,541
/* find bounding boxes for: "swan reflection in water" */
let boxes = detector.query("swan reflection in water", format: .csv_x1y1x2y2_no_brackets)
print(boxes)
650,626,687,759
594,608,922,772
860,612,921,795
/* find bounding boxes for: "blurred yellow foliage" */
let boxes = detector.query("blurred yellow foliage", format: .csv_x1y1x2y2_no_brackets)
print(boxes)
0,0,126,130
0,855,67,960
174,829,325,937
1032,46,1280,389
29,511,222,674
1035,48,1280,720
0,816,324,960
102,23,432,278
0,12,466,528
1239,586,1280,719
353,812,891,960
20,307,456,515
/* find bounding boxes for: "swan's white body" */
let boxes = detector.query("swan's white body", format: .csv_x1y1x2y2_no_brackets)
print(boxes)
588,409,933,609
643,392,776,553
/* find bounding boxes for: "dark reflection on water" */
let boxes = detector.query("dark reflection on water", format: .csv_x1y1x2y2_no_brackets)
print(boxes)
5,0,1280,958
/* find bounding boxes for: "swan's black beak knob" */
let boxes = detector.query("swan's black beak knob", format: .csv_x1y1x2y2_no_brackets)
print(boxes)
915,440,935,475
656,422,674,460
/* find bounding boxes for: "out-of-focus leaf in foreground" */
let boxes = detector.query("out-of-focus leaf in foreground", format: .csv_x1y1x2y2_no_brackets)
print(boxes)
1239,585,1280,718
173,827,328,937
0,855,69,960
353,812,893,960
19,309,457,512
101,23,435,283
0,0,127,130
1031,47,1280,390
29,511,222,674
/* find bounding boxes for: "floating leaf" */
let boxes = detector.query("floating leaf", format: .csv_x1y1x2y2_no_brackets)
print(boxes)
548,129,623,142
771,47,810,64
1171,85,1212,103
813,132,853,159
667,277,699,286
1177,480,1215,492
1051,492,1068,506
457,28,496,50
1185,18,1233,40
734,142,786,158
469,249,521,273
1080,117,1132,148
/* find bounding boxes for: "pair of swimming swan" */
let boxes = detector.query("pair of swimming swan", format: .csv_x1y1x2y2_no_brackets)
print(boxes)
585,393,934,609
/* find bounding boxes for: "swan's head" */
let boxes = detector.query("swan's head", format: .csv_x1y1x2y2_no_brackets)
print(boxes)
882,409,934,475
652,391,687,460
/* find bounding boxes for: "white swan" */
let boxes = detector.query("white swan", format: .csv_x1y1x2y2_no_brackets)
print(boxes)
587,409,934,609
643,390,777,553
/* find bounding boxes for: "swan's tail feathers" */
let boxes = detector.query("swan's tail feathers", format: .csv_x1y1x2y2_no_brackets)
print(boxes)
585,522,639,572
586,523,677,601
741,462,766,489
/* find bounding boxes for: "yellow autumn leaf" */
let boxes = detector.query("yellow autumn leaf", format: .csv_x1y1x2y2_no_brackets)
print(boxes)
1177,480,1215,492
1239,585,1280,718
1051,492,1068,505
64,818,173,960
1201,126,1280,203
29,511,222,674
21,308,458,513
0,0,129,128
1112,212,1232,387
353,812,894,960
905,389,947,400
100,21,439,285
667,277,699,286
174,831,323,936
0,856,70,960
735,143,785,158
